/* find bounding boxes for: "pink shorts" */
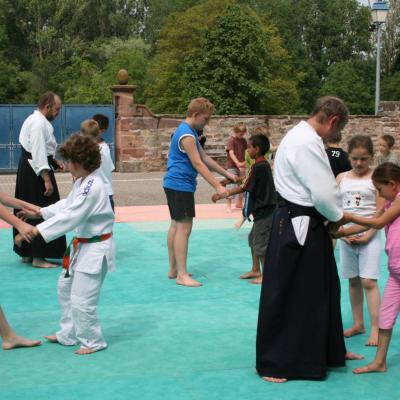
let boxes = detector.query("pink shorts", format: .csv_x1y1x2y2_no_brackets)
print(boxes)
379,270,400,330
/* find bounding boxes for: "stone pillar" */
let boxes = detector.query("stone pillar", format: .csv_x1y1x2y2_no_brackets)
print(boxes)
111,85,137,172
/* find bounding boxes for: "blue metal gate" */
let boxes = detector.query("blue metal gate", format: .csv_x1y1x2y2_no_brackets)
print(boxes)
0,104,115,172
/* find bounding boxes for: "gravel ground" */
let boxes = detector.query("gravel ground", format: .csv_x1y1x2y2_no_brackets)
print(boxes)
0,172,225,206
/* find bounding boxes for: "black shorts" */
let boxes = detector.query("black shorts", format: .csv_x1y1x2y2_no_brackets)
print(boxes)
164,187,195,221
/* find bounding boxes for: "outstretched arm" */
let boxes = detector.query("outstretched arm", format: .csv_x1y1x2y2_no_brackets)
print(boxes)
198,146,239,182
181,136,227,196
0,192,38,210
345,196,400,229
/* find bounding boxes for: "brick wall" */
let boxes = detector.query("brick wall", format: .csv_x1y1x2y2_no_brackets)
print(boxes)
112,86,400,172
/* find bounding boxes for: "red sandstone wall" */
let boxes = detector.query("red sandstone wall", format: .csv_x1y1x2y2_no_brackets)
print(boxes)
112,88,400,172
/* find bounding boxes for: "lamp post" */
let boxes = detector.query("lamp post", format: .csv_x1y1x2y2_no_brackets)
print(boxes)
371,1,389,115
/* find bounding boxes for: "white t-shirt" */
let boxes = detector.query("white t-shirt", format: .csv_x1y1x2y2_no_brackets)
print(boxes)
97,142,115,196
274,120,343,222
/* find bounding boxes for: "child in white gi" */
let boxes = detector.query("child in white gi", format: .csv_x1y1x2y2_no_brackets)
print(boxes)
16,133,115,355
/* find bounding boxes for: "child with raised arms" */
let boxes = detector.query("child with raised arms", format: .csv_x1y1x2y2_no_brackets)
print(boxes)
16,133,115,355
213,134,276,284
337,135,383,346
339,163,400,373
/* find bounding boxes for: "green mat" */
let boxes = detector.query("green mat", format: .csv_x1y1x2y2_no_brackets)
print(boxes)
0,221,398,400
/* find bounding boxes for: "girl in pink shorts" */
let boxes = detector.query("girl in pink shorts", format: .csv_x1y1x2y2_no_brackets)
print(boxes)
343,162,400,374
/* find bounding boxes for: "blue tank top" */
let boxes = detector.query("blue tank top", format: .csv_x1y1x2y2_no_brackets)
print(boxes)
163,122,200,192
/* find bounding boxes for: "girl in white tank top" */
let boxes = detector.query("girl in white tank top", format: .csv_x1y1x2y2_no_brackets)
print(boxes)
337,135,384,347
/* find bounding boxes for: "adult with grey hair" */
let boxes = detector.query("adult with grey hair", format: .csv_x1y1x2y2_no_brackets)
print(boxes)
13,91,66,268
256,96,363,383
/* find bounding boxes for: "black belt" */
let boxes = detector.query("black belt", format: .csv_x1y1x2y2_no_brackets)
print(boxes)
277,192,325,221
21,146,58,170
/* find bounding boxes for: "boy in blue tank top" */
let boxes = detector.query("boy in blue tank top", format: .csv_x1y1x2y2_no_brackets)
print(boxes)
163,97,238,287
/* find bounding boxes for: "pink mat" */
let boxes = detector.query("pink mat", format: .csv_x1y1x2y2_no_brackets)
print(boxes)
0,204,241,228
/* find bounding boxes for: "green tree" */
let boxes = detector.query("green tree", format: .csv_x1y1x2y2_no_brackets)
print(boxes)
183,4,299,114
319,59,375,114
242,0,371,112
381,72,400,101
145,0,235,113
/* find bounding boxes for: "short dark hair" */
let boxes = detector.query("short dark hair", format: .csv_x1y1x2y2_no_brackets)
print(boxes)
380,134,395,149
248,134,270,156
348,135,373,156
311,96,349,133
372,162,400,184
38,91,58,109
59,133,101,173
92,114,109,131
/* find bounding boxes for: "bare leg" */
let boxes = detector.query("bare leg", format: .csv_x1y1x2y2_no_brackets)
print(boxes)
226,198,232,212
32,258,58,269
251,255,264,284
174,218,201,287
361,278,380,346
235,193,243,209
353,329,391,374
240,248,261,279
344,277,365,337
234,216,246,230
167,220,177,278
0,307,41,350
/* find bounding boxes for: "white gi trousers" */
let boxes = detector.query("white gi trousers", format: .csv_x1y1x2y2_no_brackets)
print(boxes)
56,258,108,350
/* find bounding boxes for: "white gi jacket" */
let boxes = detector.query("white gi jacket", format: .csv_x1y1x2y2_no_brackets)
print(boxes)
19,110,58,175
37,170,116,274
274,121,343,223
98,142,115,196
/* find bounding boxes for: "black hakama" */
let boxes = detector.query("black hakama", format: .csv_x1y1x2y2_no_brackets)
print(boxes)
12,147,67,259
256,196,346,380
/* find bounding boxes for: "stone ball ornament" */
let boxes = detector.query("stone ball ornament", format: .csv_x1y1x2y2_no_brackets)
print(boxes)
117,69,129,85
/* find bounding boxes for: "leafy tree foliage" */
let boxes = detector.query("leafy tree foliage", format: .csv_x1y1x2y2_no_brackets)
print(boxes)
320,59,375,114
241,0,371,112
183,4,299,114
0,0,399,115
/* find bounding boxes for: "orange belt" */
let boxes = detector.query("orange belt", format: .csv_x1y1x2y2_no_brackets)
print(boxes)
62,232,112,277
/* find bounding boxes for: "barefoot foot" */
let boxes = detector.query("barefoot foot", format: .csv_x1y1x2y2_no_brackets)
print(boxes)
2,335,41,350
365,335,378,347
75,347,98,355
32,258,59,269
353,362,387,374
262,376,287,383
176,275,202,287
21,257,33,264
44,335,59,343
250,276,263,284
240,271,261,279
344,326,365,338
345,351,364,360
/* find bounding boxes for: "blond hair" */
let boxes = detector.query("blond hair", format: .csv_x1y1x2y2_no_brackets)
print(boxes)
233,122,247,134
80,119,100,140
187,97,215,117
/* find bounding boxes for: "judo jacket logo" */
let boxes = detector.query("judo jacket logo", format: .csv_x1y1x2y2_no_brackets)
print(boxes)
82,179,94,196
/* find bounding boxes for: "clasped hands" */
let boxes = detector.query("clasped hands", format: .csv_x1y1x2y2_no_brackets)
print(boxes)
14,205,41,247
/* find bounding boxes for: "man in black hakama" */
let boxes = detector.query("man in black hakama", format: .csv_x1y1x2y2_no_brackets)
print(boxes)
256,97,362,382
13,92,66,268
